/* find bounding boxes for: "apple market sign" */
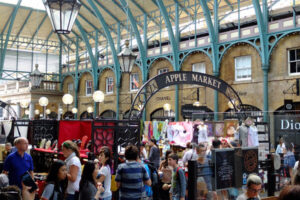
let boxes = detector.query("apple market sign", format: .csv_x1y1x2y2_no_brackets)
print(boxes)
128,71,243,120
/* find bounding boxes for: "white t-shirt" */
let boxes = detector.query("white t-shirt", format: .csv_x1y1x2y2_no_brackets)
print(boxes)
182,149,198,165
99,165,112,198
237,193,260,200
66,153,82,194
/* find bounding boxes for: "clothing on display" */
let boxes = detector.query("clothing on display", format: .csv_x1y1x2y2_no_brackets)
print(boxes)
238,124,249,147
248,125,259,147
197,124,208,144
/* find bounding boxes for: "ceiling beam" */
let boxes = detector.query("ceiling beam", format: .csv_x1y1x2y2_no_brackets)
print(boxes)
0,0,22,78
25,14,48,49
111,0,144,29
173,0,194,20
224,0,234,11
1,10,13,35
151,0,175,22
11,10,33,48
81,2,118,34
129,0,160,26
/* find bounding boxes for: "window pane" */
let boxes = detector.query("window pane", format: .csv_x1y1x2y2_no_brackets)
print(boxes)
290,62,296,73
297,49,300,60
235,56,251,80
130,73,139,91
297,62,300,73
290,50,295,61
193,63,206,73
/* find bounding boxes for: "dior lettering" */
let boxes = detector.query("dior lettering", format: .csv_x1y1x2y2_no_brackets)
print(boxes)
165,73,187,84
281,119,300,130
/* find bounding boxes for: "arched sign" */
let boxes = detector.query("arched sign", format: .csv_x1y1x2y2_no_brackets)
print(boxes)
129,71,243,120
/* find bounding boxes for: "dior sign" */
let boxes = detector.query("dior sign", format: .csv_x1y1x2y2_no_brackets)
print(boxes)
280,119,300,130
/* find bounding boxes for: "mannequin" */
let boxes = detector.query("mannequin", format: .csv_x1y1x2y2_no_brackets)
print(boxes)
238,117,259,147
198,120,208,144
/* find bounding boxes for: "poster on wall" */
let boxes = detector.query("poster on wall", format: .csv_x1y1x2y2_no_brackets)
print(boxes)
213,149,235,190
214,122,225,137
224,119,239,138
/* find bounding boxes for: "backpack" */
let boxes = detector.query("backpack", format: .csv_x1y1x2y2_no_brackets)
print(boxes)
146,162,158,186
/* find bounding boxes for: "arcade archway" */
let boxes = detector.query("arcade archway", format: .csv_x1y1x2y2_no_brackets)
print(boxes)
128,71,243,120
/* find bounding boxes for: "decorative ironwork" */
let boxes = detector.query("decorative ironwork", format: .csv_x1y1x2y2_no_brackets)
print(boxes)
129,71,244,120
92,119,140,172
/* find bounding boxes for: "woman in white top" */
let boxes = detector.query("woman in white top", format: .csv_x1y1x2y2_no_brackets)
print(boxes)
97,146,112,200
276,137,286,154
62,140,82,200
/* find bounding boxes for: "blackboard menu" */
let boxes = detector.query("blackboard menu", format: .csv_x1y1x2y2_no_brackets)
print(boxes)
213,149,235,190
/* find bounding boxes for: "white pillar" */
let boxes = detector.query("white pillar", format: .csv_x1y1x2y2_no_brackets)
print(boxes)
29,102,35,120
58,103,62,120
16,103,21,119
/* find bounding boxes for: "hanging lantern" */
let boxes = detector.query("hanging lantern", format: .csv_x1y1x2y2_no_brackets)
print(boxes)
30,64,44,88
43,0,81,34
117,40,137,73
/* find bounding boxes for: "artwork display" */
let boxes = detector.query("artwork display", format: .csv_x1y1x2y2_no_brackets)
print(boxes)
214,122,225,137
224,119,239,137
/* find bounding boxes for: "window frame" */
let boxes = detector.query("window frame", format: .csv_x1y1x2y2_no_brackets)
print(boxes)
130,73,139,92
192,62,206,74
234,55,252,81
157,68,169,75
106,77,114,94
67,83,73,94
288,48,300,76
85,80,93,96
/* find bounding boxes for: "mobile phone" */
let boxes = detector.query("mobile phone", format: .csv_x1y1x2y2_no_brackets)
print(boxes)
21,172,38,193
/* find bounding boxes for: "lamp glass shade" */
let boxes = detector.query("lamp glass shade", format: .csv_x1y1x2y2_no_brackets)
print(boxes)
43,0,81,34
35,109,40,115
163,103,171,111
46,109,51,115
30,64,44,88
72,107,78,114
20,100,29,108
39,97,49,107
193,101,201,107
117,40,137,73
87,106,93,113
58,108,63,114
93,90,105,103
62,94,73,105
25,109,29,115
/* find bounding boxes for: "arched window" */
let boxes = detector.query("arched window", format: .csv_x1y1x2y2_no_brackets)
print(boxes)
150,108,175,121
80,111,93,119
224,104,263,121
100,110,116,119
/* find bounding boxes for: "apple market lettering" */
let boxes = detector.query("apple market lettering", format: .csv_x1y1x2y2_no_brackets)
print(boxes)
164,73,222,89
192,74,221,88
281,119,300,130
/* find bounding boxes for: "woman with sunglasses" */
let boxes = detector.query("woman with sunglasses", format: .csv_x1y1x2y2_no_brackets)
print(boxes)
62,140,82,200
97,146,112,200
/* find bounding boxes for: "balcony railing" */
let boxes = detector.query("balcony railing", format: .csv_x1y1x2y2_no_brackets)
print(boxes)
0,80,61,95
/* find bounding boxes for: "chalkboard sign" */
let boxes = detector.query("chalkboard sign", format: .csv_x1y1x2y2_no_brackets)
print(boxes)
213,149,235,190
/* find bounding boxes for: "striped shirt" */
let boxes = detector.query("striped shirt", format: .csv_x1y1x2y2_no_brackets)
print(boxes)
115,161,150,200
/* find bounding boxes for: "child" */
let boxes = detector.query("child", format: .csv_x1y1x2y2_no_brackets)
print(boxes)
165,153,186,200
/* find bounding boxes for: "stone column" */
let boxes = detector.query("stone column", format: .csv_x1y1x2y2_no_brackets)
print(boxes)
29,102,35,120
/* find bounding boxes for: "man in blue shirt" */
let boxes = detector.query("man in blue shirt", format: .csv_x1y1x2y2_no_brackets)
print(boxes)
2,137,34,189
115,145,151,200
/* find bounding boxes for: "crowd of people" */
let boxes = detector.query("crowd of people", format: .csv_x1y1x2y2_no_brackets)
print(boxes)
0,136,300,200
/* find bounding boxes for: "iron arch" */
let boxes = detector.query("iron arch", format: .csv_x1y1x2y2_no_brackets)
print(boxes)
147,56,174,71
219,41,261,64
179,49,212,71
268,31,300,58
128,71,243,120
61,75,75,85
